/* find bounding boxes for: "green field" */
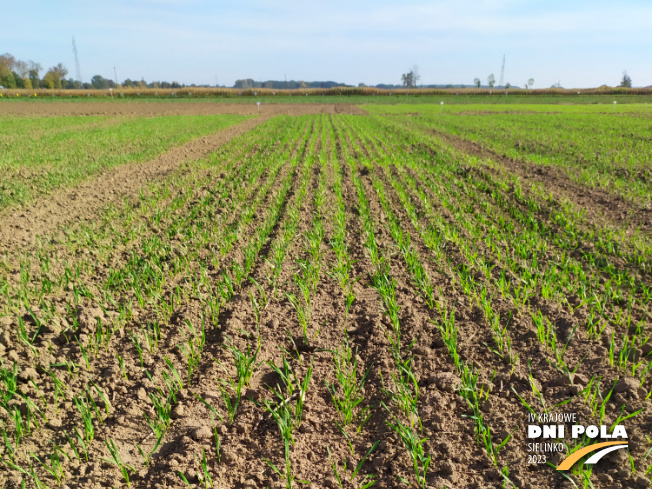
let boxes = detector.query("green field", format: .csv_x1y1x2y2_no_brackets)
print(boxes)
0,114,247,211
367,103,652,206
0,103,651,489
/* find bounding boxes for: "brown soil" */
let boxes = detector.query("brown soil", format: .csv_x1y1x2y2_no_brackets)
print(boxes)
428,127,652,236
0,102,366,117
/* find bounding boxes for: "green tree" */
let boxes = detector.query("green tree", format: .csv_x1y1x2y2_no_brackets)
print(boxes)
52,63,68,80
0,53,16,88
619,71,632,88
42,71,57,89
487,74,495,88
28,61,42,88
91,74,108,89
13,71,25,88
401,66,420,88
473,77,481,88
0,69,16,88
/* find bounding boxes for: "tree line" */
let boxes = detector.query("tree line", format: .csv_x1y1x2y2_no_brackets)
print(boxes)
0,53,70,89
0,52,637,91
0,52,202,90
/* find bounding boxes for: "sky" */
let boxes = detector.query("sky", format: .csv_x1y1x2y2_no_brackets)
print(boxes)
3,0,651,88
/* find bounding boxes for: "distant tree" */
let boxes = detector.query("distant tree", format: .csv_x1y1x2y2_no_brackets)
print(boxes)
13,72,25,88
401,65,420,88
487,74,495,88
473,77,481,88
52,63,68,79
619,71,632,88
0,53,16,88
28,61,42,88
14,60,29,78
234,78,253,89
0,69,16,88
358,82,367,87
41,71,57,89
505,82,511,89
41,64,68,89
91,75,108,89
64,78,81,89
527,78,534,89
0,53,16,71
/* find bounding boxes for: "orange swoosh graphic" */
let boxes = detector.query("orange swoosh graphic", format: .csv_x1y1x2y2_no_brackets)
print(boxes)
557,441,628,470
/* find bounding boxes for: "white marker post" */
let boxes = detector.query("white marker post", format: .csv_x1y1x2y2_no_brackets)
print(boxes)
613,101,617,112
109,88,113,99
440,101,444,112
257,101,261,114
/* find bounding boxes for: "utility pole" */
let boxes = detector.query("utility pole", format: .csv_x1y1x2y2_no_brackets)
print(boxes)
499,54,505,88
114,66,118,86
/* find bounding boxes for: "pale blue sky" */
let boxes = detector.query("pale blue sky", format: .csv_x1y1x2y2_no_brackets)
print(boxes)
3,0,651,88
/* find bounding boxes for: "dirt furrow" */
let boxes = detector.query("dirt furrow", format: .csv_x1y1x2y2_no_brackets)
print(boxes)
0,117,267,253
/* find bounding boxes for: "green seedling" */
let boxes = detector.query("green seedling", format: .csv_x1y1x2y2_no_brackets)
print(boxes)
1,420,15,462
214,426,221,463
136,433,164,467
197,448,214,488
325,335,372,428
327,441,379,489
31,450,64,486
129,332,145,368
116,353,128,380
103,438,135,487
164,356,184,391
73,394,96,442
383,403,431,488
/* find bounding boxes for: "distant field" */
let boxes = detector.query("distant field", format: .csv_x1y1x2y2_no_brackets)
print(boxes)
0,102,651,489
2,91,652,105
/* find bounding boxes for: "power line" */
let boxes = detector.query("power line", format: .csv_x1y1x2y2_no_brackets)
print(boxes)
72,36,82,83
